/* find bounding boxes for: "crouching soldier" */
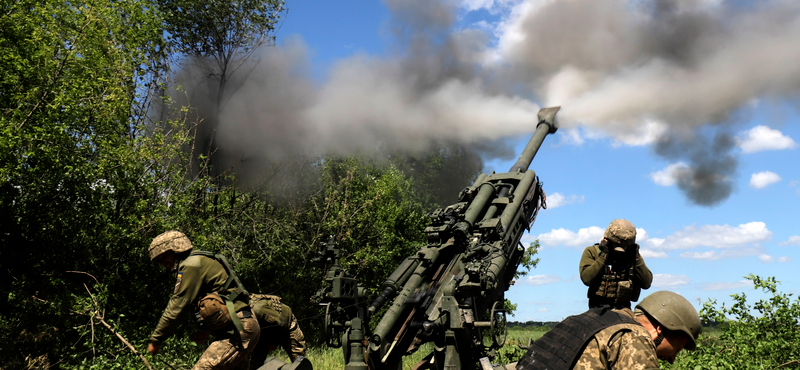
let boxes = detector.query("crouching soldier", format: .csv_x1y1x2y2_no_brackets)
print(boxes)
247,294,310,370
147,230,260,369
516,290,701,370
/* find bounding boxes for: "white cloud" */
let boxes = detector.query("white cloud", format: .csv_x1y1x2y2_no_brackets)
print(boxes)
639,249,668,259
778,256,793,263
698,280,754,291
635,228,650,243
655,222,772,250
546,192,585,208
642,237,665,249
650,162,690,187
758,254,774,263
749,171,781,189
652,274,691,288
680,248,760,260
521,274,561,286
537,308,550,312
778,236,800,246
537,226,604,248
738,125,797,154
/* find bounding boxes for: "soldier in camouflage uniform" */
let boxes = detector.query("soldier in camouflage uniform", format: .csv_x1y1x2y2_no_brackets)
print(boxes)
247,294,308,370
146,231,261,370
516,290,701,370
580,219,653,312
574,291,701,369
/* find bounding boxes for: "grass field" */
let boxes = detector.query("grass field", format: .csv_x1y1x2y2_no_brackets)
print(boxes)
285,328,549,370
288,327,724,369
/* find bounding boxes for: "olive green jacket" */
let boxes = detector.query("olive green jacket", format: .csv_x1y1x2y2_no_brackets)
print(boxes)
579,244,653,305
149,254,249,345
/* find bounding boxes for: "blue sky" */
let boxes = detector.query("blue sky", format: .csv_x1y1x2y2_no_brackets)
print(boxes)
263,0,800,322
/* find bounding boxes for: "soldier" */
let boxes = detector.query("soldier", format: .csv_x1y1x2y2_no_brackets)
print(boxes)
516,290,701,370
580,219,653,312
247,294,308,370
146,230,261,370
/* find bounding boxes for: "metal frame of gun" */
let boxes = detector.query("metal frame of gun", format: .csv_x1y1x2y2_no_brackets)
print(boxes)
314,107,560,370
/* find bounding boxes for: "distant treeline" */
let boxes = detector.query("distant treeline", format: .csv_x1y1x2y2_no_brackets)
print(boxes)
508,318,724,331
508,321,559,330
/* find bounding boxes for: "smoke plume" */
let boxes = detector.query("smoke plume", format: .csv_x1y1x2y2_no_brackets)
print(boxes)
176,0,800,206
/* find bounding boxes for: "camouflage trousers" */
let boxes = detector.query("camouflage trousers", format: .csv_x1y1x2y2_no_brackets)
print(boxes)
249,314,306,370
283,315,306,361
193,313,261,370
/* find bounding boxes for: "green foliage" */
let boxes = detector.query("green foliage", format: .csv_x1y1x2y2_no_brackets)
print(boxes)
0,0,174,367
494,327,547,367
159,0,284,58
516,240,541,280
504,240,540,317
388,142,485,209
0,0,510,368
665,275,800,370
157,0,286,171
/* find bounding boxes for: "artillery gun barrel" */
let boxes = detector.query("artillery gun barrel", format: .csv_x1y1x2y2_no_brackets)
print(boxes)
509,106,560,173
362,106,560,370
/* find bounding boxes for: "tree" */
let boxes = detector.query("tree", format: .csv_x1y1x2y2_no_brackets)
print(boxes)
158,0,285,175
0,0,177,366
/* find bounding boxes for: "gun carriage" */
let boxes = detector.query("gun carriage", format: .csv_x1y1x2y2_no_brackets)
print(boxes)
312,107,561,370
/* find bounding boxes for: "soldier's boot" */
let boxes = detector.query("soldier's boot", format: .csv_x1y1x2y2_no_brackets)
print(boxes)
257,356,312,370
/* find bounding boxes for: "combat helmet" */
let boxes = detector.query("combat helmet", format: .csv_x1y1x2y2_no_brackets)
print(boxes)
149,230,193,261
604,219,636,251
636,290,701,350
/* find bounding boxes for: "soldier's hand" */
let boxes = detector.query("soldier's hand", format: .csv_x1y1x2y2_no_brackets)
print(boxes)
190,330,211,344
147,343,161,355
598,240,610,259
627,243,640,261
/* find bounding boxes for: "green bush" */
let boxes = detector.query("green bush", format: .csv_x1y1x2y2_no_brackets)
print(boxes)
666,274,800,370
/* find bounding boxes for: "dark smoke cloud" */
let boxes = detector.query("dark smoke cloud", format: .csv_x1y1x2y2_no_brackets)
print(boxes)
172,0,800,206
204,0,539,186
501,0,800,128
654,131,738,206
495,0,800,205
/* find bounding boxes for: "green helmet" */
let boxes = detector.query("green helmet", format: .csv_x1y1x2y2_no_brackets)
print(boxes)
149,230,193,261
604,219,636,249
636,291,701,350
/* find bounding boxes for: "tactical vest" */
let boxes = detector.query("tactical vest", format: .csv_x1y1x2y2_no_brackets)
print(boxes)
589,244,639,307
516,307,638,370
190,251,250,333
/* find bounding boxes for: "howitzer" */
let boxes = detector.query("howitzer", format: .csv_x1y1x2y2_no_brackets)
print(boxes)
316,107,560,370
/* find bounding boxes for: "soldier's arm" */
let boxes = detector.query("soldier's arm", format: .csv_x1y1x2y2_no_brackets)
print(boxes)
149,260,206,345
579,246,606,286
634,250,653,289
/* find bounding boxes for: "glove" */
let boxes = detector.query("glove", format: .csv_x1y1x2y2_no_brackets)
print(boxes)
627,244,640,262
598,240,610,259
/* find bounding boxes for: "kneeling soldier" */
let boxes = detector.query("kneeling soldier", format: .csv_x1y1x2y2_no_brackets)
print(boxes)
516,290,701,370
146,230,260,370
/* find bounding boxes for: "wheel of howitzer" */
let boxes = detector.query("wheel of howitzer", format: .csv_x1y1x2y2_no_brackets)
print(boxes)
323,303,342,348
490,301,507,349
